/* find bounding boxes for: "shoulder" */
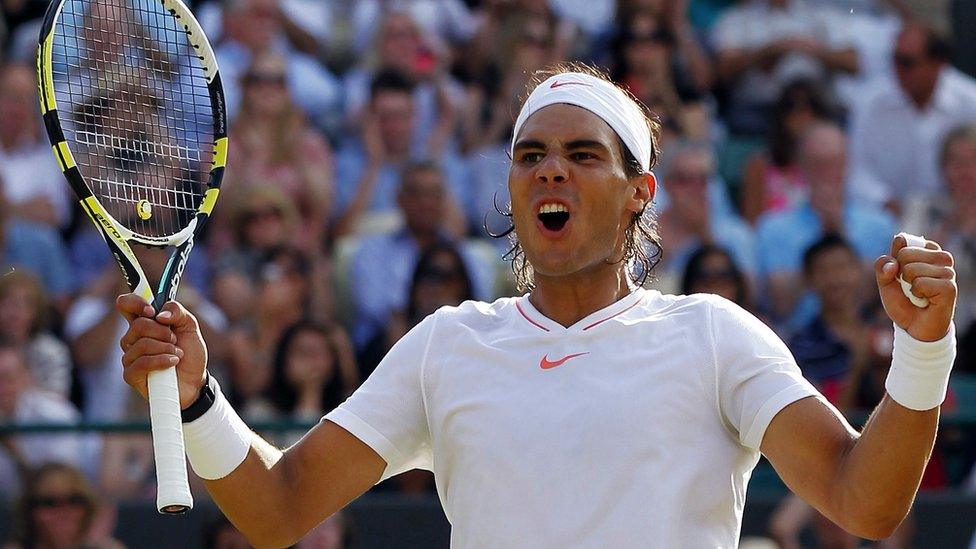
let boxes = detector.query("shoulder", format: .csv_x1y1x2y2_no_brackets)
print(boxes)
427,297,517,329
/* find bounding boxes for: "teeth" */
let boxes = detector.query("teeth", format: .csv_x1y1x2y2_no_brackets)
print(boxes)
538,203,568,214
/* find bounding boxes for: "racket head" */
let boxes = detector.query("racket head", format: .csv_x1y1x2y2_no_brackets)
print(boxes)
37,0,227,247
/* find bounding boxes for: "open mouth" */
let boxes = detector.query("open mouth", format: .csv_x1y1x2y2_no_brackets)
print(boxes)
537,202,570,232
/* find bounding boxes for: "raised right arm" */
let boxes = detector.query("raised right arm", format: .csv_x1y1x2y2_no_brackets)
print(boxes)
116,294,385,548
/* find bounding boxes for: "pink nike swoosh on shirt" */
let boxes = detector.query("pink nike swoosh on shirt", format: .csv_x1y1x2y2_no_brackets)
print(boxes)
549,80,591,89
540,352,590,370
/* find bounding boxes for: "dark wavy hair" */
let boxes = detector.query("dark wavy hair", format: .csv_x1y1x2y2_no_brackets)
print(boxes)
488,62,664,292
265,320,344,415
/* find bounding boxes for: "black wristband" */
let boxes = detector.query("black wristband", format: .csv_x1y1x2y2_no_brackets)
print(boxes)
181,371,217,423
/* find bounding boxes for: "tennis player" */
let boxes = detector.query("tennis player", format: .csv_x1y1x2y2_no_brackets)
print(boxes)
116,65,958,548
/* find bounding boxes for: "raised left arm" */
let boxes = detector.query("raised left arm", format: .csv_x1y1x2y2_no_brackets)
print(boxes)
761,234,956,540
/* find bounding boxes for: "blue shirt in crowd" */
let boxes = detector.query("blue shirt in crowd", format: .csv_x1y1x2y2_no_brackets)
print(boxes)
3,220,73,297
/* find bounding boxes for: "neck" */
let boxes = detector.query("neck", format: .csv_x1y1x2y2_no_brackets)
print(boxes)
295,385,323,415
529,263,634,328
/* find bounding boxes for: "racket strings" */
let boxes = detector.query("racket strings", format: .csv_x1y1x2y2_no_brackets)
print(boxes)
52,0,214,239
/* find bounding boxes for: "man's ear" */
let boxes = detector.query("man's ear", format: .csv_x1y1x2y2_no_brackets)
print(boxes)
628,172,655,213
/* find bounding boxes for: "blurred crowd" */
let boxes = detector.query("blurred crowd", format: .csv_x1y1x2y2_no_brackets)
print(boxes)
2,0,976,546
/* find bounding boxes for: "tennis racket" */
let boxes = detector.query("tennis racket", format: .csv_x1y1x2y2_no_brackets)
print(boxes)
37,0,227,514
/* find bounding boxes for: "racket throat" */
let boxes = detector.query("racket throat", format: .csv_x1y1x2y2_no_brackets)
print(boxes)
154,237,195,311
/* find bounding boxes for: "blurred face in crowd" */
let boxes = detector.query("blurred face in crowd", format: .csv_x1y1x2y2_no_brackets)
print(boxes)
285,328,336,391
257,254,307,315
943,133,976,202
799,124,847,215
665,149,712,227
399,166,446,237
0,64,37,145
0,279,40,343
0,348,26,417
28,468,92,548
242,56,289,118
688,250,741,304
513,19,552,73
373,90,415,155
242,202,288,250
807,244,862,314
83,0,128,58
230,0,280,51
412,250,470,319
893,25,944,106
378,13,421,74
509,104,652,281
623,15,671,76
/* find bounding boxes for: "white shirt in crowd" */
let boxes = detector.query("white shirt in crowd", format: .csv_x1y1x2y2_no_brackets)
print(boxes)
849,66,976,206
325,288,822,548
0,141,70,227
710,0,856,106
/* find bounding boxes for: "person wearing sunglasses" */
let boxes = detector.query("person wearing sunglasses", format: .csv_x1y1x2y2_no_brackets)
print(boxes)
8,462,122,549
849,21,976,215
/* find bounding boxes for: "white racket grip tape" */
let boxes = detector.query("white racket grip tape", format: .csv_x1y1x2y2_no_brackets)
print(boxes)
885,323,956,411
148,367,193,513
897,233,930,308
182,378,252,480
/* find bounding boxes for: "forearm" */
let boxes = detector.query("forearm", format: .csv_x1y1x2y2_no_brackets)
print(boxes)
204,439,303,548
835,396,937,537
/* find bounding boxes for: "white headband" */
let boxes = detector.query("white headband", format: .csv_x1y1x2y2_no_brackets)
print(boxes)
510,72,652,173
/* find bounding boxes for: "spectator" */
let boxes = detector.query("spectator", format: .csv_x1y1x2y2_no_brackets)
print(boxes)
905,124,976,373
679,244,750,309
0,62,68,228
740,78,835,224
610,5,713,143
711,0,858,136
849,21,976,211
216,0,341,129
214,185,300,279
350,161,495,356
653,141,756,293
6,462,122,549
756,122,896,324
350,0,476,57
224,247,312,417
0,272,71,398
362,241,477,374
264,320,358,423
334,72,468,237
343,11,463,159
226,51,334,253
0,195,73,308
0,345,92,499
788,235,874,404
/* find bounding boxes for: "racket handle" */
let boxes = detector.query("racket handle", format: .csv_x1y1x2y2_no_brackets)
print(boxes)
148,367,193,513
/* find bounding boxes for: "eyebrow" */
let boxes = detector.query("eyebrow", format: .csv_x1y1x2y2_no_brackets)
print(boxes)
512,139,612,153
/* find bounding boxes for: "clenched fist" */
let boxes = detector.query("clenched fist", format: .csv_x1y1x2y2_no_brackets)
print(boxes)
875,234,957,342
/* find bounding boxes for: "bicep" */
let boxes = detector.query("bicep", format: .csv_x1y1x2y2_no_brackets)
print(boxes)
760,395,857,521
279,420,386,534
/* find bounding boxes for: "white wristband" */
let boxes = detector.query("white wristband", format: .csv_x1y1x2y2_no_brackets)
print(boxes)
182,379,253,480
885,324,956,411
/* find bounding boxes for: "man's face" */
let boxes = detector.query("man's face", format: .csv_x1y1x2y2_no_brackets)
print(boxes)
799,127,847,213
807,246,862,313
378,14,420,73
893,27,943,104
373,91,415,155
943,137,976,200
233,0,280,51
665,151,711,224
508,104,652,281
398,168,445,236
